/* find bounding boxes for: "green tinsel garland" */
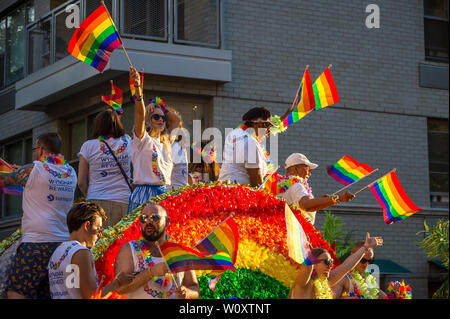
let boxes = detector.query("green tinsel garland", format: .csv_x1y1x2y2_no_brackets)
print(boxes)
198,268,290,299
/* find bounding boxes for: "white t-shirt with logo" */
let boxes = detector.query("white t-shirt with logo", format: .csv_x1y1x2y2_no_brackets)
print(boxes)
131,131,173,186
78,136,132,204
21,161,77,243
277,181,317,224
170,141,188,190
48,240,97,299
219,128,268,185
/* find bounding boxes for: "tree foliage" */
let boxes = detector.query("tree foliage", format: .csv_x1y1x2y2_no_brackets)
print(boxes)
320,211,354,262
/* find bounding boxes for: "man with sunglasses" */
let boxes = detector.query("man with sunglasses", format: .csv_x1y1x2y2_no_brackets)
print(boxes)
114,203,199,299
219,106,278,187
277,153,355,224
48,202,133,299
333,241,387,299
1,133,77,299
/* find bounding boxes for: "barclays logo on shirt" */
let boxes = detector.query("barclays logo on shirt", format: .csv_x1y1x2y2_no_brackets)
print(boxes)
100,171,108,177
47,194,55,201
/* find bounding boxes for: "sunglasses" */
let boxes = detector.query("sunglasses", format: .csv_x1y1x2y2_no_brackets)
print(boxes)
318,258,334,267
360,258,374,264
140,213,162,224
151,114,168,122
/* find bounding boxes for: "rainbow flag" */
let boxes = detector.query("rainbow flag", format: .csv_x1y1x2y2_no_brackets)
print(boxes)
195,216,239,263
102,81,123,114
67,4,122,72
313,67,340,110
283,68,316,127
285,204,318,266
0,158,23,196
327,155,375,186
369,171,421,224
160,242,235,274
260,169,279,196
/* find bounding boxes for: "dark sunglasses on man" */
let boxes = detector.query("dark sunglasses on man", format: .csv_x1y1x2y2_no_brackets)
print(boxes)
319,258,334,267
140,213,162,224
151,114,168,122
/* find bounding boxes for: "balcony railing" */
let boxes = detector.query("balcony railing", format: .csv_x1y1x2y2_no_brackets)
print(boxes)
25,0,222,76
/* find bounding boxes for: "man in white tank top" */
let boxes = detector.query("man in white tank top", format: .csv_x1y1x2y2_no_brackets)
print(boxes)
48,202,133,299
0,133,77,299
114,203,199,299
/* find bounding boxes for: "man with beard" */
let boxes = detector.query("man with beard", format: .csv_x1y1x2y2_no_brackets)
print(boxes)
114,203,199,299
277,153,355,224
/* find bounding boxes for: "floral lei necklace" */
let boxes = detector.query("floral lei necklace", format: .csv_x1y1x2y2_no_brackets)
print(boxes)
277,175,312,195
237,125,274,172
98,135,128,156
313,277,333,299
349,270,379,299
40,154,72,179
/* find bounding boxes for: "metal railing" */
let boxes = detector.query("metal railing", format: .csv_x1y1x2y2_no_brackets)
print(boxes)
25,0,222,76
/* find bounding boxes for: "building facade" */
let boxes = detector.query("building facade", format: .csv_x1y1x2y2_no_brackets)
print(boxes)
0,0,448,298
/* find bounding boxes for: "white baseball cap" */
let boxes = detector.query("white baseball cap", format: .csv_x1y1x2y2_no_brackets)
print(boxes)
285,153,318,169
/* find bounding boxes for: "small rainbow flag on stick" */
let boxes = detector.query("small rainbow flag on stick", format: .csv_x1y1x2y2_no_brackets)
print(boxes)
368,170,421,224
258,168,279,196
195,215,239,264
283,67,316,127
313,66,340,110
285,204,318,266
327,155,376,186
160,242,235,274
67,3,123,72
102,81,123,114
0,158,23,196
129,71,144,99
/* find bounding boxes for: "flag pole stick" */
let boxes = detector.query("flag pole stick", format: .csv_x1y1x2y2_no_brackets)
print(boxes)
332,168,379,195
195,213,235,247
354,168,396,195
101,0,133,68
155,242,180,289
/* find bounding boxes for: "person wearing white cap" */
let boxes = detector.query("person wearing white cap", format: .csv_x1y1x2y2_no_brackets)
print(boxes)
219,106,278,187
277,153,355,224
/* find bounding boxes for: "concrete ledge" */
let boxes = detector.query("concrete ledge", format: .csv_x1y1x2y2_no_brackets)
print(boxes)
15,40,232,111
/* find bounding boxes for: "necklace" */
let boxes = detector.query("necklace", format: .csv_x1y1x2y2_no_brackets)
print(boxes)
313,277,333,299
277,175,312,195
40,155,72,179
349,270,379,299
98,136,128,156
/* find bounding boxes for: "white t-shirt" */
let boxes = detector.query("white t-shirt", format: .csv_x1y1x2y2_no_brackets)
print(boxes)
126,241,183,299
78,136,132,204
170,141,188,190
131,131,173,185
277,181,317,224
219,128,268,185
48,240,97,299
22,161,77,243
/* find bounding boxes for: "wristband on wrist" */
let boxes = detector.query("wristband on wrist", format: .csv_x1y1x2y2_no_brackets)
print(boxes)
132,94,143,102
331,194,340,205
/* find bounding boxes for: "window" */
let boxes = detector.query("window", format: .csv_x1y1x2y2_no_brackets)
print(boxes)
122,0,166,40
0,134,33,219
424,0,449,62
427,118,449,207
0,1,35,88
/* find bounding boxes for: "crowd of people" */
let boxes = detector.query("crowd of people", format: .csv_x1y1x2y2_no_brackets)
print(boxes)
0,67,390,299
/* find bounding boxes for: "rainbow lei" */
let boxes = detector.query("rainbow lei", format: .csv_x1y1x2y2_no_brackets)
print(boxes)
386,280,412,299
98,136,128,156
269,115,287,136
313,277,333,299
40,155,72,179
191,142,217,163
276,175,312,196
349,270,379,299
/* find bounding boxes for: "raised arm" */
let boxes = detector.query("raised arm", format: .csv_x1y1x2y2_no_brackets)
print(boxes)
0,163,34,188
298,192,354,212
130,67,147,139
328,233,383,287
